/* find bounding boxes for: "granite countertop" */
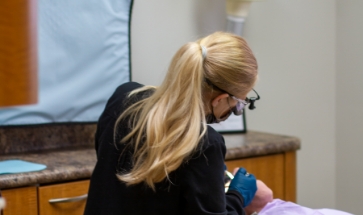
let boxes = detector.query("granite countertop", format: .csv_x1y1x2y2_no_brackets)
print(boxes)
223,131,300,160
0,148,96,189
0,125,300,190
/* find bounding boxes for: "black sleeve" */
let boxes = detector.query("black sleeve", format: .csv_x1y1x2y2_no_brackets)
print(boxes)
178,126,246,215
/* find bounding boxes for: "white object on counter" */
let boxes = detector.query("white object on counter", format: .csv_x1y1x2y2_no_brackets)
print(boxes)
0,197,6,210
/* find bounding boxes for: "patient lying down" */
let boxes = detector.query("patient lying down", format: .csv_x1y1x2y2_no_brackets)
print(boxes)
245,180,353,215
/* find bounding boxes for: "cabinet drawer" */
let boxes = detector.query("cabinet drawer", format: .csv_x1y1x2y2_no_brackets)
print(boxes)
38,180,90,215
2,186,38,215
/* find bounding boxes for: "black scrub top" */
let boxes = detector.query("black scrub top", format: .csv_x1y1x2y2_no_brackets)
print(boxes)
84,82,246,215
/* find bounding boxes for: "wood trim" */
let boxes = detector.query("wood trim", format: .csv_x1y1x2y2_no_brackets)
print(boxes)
284,151,296,202
0,0,38,107
1,186,38,215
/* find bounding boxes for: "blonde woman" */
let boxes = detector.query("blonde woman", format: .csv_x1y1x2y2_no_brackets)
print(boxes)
84,31,260,215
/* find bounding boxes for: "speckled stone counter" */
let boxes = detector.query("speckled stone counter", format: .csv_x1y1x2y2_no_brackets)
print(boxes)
0,124,300,190
223,131,300,160
0,148,96,189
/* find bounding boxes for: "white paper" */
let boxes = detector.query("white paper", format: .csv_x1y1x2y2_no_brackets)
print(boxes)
208,114,245,133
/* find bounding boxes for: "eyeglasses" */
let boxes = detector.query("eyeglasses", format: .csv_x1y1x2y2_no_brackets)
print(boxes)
205,78,260,115
230,89,260,115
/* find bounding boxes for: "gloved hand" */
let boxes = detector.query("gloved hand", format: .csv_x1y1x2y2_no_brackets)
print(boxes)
228,167,257,207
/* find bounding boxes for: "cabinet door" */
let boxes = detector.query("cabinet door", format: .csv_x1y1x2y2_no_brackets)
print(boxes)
225,153,285,200
1,186,38,215
38,180,90,215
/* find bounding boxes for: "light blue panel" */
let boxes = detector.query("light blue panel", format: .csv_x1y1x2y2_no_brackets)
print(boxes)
0,0,133,125
0,160,46,174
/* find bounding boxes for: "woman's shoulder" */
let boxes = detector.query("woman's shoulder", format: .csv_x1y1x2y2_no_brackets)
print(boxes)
197,125,226,155
107,82,143,103
206,125,225,145
101,82,144,118
113,82,144,97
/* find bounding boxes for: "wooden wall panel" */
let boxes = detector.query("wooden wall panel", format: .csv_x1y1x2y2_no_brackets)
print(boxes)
0,0,38,107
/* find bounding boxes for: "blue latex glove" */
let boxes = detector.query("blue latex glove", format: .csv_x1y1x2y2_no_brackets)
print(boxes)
228,167,257,207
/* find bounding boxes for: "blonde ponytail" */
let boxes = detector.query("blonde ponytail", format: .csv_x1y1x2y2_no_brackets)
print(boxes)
116,42,207,190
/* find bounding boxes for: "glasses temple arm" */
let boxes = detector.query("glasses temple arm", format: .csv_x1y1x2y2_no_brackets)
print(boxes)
252,89,260,100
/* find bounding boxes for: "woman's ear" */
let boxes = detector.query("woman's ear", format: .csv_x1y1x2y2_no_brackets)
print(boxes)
211,93,229,107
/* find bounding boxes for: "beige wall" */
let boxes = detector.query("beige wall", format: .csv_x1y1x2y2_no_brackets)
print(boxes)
131,0,227,84
131,0,342,211
244,0,336,210
336,1,363,215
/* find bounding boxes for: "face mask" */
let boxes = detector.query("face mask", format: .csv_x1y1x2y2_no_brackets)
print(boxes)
206,113,218,124
205,107,232,124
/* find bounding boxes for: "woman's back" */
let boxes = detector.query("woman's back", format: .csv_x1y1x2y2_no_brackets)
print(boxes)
84,82,244,215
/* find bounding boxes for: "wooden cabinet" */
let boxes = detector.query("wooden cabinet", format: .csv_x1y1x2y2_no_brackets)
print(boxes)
38,180,89,215
2,186,38,215
0,152,296,214
1,180,89,215
225,151,296,202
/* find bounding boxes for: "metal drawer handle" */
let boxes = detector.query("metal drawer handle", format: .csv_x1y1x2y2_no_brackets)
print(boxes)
49,194,88,203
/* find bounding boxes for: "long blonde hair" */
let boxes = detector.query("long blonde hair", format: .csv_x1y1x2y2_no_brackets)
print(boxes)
115,32,258,189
